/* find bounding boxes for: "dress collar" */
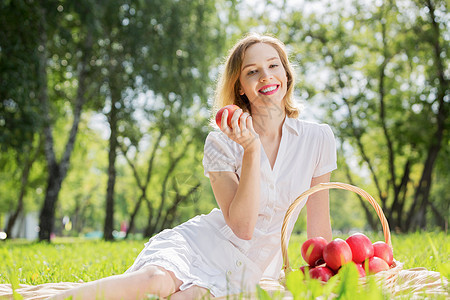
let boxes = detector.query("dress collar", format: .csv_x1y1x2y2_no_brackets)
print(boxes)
283,116,300,136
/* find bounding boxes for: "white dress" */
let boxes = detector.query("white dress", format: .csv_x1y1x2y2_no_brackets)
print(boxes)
125,117,337,297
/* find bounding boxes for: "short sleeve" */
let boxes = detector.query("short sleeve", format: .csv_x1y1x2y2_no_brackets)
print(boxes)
202,132,238,177
313,124,338,177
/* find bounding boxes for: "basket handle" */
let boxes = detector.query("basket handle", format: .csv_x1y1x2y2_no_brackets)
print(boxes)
281,182,392,273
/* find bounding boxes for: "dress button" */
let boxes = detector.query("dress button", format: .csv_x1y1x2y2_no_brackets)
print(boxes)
236,260,242,267
269,183,275,189
227,270,232,276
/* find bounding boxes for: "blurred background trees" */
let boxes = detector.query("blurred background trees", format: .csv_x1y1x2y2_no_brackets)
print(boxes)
0,0,448,241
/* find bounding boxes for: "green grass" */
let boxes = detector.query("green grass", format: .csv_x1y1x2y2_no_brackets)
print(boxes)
0,232,448,299
0,238,142,285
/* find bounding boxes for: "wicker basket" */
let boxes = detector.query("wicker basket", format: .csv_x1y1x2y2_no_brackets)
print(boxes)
281,182,403,290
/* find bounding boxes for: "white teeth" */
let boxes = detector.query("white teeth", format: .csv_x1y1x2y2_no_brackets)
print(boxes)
260,85,277,93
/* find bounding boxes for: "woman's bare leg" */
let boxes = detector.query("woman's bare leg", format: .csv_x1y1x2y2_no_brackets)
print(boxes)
48,265,182,300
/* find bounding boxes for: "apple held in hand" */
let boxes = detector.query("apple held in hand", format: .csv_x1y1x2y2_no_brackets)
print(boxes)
323,238,353,271
309,266,334,282
215,104,241,129
301,237,328,266
364,256,389,274
346,233,374,264
373,241,394,266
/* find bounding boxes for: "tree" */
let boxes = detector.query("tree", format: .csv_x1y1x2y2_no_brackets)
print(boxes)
110,0,228,237
95,1,141,241
89,0,228,239
1,0,234,240
0,0,42,152
404,0,449,230
0,0,45,239
280,0,448,232
4,137,42,238
37,0,100,241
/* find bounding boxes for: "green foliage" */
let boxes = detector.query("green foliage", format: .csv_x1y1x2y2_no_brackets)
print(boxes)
55,115,109,234
0,0,43,152
284,263,389,300
1,0,448,239
276,0,449,232
0,0,233,238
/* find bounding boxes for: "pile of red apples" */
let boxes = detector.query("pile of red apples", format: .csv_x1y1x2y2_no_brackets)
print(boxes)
300,233,394,282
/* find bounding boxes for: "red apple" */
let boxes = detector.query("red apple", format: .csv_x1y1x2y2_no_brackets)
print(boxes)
352,262,366,278
346,233,374,264
372,241,394,266
309,266,334,282
215,105,241,129
299,265,310,275
323,238,353,271
363,256,389,274
301,237,328,266
337,262,366,278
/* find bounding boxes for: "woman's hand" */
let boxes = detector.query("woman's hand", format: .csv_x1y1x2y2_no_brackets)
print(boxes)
220,108,260,152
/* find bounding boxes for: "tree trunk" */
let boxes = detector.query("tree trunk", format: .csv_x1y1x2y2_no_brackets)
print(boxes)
408,146,441,230
145,138,194,237
37,5,91,241
39,164,62,241
343,160,377,231
5,137,41,239
125,194,144,239
72,188,95,234
429,201,447,232
104,98,118,241
159,182,201,231
395,160,411,232
36,5,56,242
388,159,410,231
121,129,164,239
143,198,154,237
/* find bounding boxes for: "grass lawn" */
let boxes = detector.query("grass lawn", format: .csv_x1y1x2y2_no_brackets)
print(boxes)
1,231,448,299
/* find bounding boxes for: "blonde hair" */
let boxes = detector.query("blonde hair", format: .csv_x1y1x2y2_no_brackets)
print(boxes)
213,33,299,120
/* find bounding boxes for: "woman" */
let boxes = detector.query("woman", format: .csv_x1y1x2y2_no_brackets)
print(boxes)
51,33,337,300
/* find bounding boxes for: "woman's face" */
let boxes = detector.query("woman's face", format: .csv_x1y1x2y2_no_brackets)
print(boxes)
238,43,287,109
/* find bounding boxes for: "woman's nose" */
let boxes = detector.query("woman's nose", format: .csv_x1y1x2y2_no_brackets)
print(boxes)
259,68,273,81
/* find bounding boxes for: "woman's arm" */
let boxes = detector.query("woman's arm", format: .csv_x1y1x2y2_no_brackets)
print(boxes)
306,172,332,242
208,109,261,240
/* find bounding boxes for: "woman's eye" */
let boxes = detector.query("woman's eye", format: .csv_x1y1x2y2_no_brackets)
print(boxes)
247,70,257,75
269,64,279,68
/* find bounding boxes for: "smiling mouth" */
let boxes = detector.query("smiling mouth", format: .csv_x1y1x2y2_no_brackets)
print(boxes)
259,85,279,95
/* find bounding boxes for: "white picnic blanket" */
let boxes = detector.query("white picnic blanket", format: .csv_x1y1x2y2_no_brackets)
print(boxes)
0,268,447,299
